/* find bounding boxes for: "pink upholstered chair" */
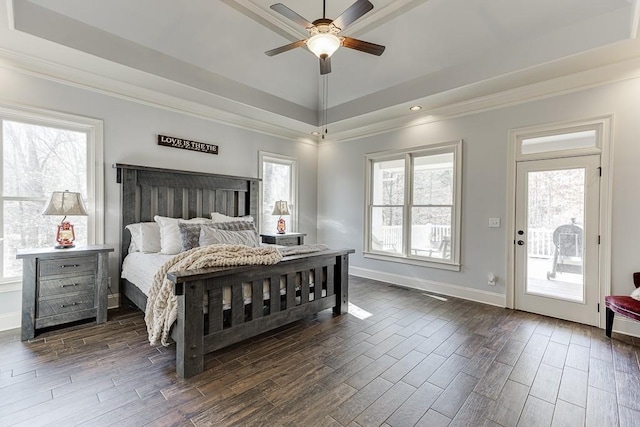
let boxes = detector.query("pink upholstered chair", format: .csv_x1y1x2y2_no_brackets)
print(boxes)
605,272,640,337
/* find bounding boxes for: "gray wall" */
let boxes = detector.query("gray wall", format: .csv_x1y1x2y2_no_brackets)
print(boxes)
318,76,640,306
0,66,318,329
3,60,640,334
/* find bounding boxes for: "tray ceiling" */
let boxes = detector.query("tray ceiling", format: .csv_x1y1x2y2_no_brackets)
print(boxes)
1,0,639,136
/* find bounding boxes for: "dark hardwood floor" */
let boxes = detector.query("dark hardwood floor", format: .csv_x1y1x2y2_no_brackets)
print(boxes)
1,276,640,426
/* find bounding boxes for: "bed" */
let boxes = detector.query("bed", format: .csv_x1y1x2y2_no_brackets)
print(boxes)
116,163,353,378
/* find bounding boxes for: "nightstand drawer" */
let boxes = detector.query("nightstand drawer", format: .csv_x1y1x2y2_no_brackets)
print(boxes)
38,275,95,298
274,236,300,246
39,256,95,277
37,292,95,318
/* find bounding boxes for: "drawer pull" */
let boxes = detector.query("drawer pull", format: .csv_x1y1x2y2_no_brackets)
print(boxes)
60,283,79,288
60,264,80,269
60,302,79,308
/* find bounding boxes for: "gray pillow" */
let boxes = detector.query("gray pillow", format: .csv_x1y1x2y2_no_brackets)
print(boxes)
179,220,258,251
178,223,202,252
200,226,260,247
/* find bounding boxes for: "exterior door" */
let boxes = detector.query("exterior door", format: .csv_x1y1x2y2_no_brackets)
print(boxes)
514,155,600,326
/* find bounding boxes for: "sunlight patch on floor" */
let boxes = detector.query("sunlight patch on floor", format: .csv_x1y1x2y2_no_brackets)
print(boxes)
423,293,448,301
348,302,372,320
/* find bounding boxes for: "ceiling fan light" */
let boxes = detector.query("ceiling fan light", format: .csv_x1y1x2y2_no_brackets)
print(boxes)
307,33,341,58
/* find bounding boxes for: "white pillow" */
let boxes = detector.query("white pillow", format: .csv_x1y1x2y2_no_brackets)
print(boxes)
200,226,260,247
210,212,254,223
125,222,161,253
154,216,212,254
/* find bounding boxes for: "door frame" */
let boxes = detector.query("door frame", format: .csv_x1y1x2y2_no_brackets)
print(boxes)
505,116,613,328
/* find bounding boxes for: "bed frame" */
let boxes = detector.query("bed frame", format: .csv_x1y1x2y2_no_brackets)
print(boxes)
116,164,352,378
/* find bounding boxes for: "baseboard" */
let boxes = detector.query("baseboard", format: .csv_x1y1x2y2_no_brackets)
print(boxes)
108,293,120,309
0,311,21,332
612,317,640,339
349,266,506,307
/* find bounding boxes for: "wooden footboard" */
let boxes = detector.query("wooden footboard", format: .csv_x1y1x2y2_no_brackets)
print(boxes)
167,249,352,378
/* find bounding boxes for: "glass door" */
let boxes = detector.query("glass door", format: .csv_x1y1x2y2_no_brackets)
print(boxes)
514,155,600,326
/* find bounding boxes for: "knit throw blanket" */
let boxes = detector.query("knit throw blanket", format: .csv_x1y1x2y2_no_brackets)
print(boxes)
145,244,282,346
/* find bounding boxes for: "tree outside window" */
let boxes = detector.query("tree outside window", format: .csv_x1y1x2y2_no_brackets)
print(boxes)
1,120,88,281
260,153,297,234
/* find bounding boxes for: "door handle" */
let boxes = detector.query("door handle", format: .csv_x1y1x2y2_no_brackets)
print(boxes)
517,240,525,245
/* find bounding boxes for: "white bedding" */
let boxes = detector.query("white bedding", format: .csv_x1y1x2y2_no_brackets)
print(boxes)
121,251,322,309
122,252,173,297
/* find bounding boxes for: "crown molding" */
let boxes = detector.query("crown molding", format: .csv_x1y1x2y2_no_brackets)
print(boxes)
0,47,319,146
3,17,640,149
322,50,640,143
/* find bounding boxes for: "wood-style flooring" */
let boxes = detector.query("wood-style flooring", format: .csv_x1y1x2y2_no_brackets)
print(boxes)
1,276,639,426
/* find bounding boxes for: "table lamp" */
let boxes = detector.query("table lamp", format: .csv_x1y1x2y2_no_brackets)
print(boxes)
271,200,290,234
42,191,88,249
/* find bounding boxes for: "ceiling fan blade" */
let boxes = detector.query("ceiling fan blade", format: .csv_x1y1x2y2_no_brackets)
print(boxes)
270,3,313,29
342,37,385,56
320,56,332,75
265,40,306,56
332,0,374,31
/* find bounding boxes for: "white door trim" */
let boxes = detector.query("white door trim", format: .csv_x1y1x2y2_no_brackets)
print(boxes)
505,115,613,328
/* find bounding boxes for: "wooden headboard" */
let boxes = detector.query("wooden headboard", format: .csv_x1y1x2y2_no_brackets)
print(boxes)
115,163,259,262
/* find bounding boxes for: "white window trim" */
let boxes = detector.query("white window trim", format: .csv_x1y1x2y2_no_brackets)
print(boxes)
515,122,603,162
364,140,463,271
258,151,298,234
0,101,104,289
505,115,613,328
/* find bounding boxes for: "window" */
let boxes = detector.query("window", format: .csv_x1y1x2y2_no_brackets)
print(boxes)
365,141,462,270
0,105,103,287
259,152,297,234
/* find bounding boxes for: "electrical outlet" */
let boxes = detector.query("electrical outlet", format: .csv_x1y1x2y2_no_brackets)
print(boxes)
488,218,501,228
488,273,496,286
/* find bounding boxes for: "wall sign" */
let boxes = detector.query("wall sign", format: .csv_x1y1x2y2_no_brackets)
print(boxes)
157,134,219,155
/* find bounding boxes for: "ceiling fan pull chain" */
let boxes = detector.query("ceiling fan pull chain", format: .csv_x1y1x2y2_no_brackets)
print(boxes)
325,74,329,136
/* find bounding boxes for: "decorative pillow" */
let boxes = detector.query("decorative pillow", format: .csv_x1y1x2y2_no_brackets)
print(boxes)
125,222,161,253
200,226,261,247
632,287,640,301
178,223,203,252
210,212,254,223
180,220,258,252
154,216,212,254
211,220,257,232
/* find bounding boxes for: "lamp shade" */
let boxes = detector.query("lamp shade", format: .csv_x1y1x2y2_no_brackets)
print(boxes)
271,200,290,216
42,191,88,216
307,33,341,58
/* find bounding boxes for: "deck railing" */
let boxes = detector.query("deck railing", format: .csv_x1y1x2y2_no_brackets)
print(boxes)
377,224,451,252
377,225,556,258
528,228,554,258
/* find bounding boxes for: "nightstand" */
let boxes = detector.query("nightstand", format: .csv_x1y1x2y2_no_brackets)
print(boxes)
260,232,306,246
17,245,114,340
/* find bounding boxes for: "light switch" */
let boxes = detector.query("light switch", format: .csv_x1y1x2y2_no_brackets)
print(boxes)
489,218,501,228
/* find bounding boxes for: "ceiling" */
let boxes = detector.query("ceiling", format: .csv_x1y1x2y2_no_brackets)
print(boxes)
1,0,639,140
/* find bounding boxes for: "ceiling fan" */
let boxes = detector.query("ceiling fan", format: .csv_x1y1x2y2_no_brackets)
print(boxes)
265,0,385,75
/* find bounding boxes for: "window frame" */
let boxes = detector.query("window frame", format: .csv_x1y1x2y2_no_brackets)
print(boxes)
364,140,462,271
258,151,298,234
0,102,104,290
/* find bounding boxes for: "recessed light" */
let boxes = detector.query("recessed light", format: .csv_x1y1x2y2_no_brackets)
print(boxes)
311,131,320,136
409,105,422,111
